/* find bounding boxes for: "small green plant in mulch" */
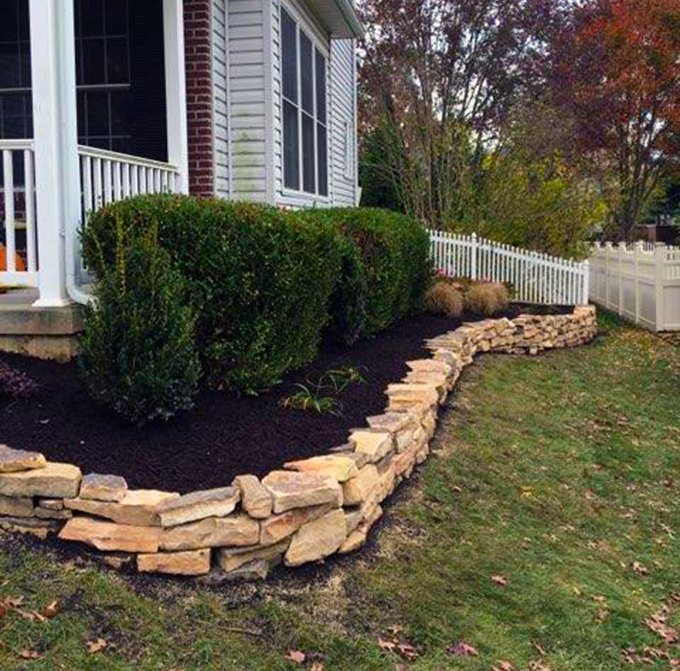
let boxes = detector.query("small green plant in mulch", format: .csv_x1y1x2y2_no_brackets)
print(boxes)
279,383,338,415
279,365,367,416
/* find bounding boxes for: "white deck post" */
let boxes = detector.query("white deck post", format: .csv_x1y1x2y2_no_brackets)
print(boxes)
29,0,81,307
163,0,189,194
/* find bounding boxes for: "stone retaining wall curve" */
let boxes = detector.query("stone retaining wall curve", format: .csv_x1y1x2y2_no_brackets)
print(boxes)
0,306,598,580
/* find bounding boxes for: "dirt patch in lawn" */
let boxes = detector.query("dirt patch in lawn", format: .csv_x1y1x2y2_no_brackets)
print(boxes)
0,306,566,494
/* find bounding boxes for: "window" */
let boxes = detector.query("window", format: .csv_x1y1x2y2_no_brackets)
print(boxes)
281,7,328,197
0,0,32,140
75,0,132,154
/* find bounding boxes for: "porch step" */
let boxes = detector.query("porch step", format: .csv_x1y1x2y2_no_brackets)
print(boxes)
0,292,83,362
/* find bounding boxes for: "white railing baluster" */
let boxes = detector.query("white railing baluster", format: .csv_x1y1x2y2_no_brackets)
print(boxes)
3,150,16,272
93,157,103,209
24,148,36,273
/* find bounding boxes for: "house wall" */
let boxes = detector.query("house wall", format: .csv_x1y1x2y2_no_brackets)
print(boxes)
213,0,270,202
199,0,359,205
271,0,358,208
329,38,358,207
184,0,216,197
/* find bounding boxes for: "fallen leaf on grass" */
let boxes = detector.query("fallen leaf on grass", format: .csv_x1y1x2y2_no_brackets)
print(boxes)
632,561,649,576
86,638,108,654
493,661,515,671
43,601,59,618
20,650,43,660
286,650,306,664
447,642,478,657
528,662,552,671
378,638,396,652
310,663,324,671
396,643,418,660
491,575,508,586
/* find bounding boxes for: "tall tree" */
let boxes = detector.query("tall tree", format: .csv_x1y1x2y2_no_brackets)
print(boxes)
359,0,555,226
551,0,680,240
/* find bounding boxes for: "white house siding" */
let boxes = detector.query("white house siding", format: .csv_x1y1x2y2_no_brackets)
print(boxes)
271,0,358,208
213,0,230,197
217,0,269,202
212,0,358,206
328,38,357,207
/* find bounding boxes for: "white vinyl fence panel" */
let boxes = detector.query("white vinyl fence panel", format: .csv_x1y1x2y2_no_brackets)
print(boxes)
589,242,680,332
429,230,589,306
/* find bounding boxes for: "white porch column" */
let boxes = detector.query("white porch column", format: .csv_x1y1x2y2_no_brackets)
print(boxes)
29,0,81,307
164,0,190,194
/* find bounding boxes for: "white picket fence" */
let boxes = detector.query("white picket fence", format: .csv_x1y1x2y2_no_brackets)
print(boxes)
589,242,680,332
429,230,589,306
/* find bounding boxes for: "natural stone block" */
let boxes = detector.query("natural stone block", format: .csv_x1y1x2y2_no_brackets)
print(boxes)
386,384,439,411
284,509,347,567
366,412,413,434
233,475,272,519
259,504,331,546
38,499,64,511
406,359,451,376
0,494,34,517
262,471,343,514
217,539,290,573
202,559,272,583
342,465,380,507
65,489,179,527
160,515,259,552
158,487,240,528
0,446,46,473
349,431,393,463
0,516,61,538
59,517,161,553
283,455,359,483
0,462,81,499
137,549,211,576
35,507,72,520
80,474,128,502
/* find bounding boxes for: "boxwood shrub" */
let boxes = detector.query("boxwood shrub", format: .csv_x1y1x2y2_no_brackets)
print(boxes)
82,195,340,392
79,223,200,425
301,208,432,337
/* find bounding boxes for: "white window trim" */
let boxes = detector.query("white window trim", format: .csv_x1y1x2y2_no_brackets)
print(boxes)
280,3,330,201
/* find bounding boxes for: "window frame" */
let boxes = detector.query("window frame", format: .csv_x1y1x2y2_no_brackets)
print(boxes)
279,3,329,200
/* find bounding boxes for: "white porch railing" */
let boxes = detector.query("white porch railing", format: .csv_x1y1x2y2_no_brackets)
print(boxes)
429,230,590,306
79,145,180,218
0,141,180,290
0,139,38,288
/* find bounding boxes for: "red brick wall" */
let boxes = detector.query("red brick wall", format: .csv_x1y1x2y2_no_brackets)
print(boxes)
184,0,214,197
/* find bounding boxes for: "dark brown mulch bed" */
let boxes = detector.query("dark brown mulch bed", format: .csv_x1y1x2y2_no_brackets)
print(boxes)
0,306,568,494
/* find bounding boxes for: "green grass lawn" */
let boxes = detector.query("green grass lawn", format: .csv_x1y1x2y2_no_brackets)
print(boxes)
2,311,680,671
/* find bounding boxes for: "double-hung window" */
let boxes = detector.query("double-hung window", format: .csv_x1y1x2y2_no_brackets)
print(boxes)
281,7,328,197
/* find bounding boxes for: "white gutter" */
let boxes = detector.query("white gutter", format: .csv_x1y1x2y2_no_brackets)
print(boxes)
335,0,365,39
65,223,93,305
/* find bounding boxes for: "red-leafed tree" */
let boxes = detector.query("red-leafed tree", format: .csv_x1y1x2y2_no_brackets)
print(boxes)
553,0,680,239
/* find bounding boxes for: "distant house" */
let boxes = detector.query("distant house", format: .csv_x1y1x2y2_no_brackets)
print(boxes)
0,0,363,310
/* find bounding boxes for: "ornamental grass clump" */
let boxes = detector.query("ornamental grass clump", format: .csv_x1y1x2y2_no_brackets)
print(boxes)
424,282,464,318
79,222,200,426
465,282,510,317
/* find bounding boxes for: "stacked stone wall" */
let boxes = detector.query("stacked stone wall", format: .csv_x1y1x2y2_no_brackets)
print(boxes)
0,306,597,579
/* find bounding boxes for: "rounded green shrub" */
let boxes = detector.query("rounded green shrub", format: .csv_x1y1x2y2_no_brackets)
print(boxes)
78,222,200,426
82,195,341,392
301,208,432,336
